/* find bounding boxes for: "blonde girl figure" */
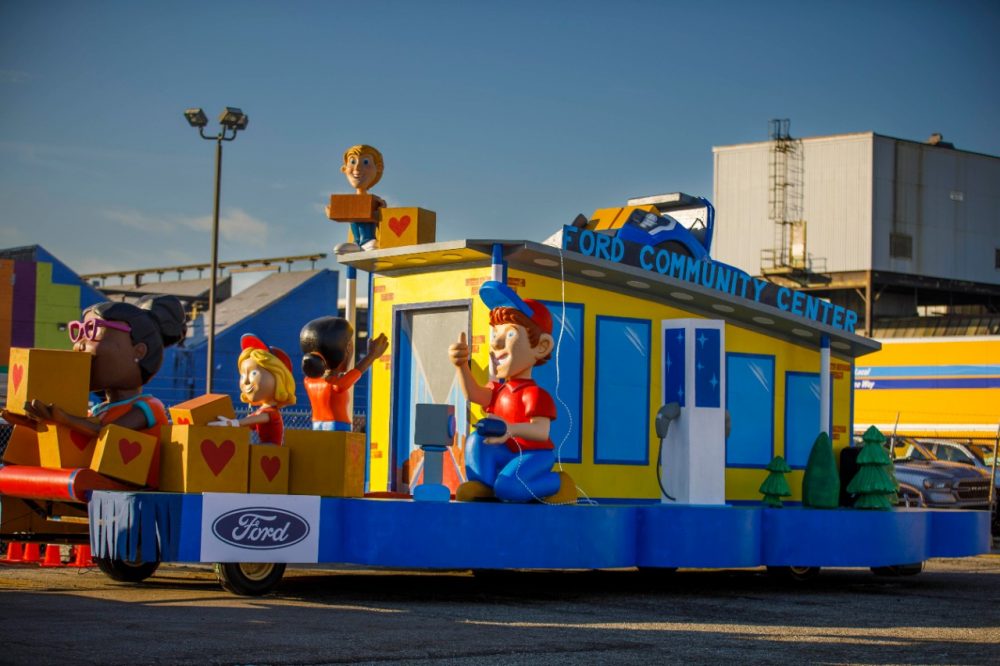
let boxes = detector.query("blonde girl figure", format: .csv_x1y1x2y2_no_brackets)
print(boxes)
211,334,296,446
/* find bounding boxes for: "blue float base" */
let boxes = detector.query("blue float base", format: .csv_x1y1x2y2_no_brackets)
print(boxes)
88,492,992,569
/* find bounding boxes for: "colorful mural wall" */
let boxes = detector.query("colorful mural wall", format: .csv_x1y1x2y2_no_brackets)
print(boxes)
0,246,106,372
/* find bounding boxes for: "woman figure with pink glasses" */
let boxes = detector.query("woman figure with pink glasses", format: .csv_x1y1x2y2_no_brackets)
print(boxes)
8,295,186,487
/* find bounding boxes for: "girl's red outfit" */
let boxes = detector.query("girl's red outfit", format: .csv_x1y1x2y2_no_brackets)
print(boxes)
250,405,284,445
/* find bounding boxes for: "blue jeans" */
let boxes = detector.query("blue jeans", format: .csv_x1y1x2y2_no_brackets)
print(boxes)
312,420,352,432
350,222,376,246
465,432,560,502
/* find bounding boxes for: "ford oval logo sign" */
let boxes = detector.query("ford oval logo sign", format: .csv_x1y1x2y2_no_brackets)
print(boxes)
211,507,310,550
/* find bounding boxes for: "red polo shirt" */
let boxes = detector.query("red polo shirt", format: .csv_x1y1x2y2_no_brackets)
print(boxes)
251,405,284,446
485,378,557,452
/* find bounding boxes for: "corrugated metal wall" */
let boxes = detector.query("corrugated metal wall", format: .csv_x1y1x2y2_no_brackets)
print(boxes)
872,135,1000,283
712,133,875,275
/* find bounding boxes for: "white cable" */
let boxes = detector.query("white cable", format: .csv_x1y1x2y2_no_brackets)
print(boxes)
508,248,596,507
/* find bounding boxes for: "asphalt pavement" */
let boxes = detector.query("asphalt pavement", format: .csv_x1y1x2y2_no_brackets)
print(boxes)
1,554,998,665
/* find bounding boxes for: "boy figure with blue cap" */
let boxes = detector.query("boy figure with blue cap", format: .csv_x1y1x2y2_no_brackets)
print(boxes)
448,281,576,503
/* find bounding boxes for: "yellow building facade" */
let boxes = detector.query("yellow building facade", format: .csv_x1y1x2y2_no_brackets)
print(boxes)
344,239,877,503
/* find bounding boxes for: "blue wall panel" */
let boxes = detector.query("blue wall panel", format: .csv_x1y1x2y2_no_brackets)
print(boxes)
594,316,651,465
726,353,775,467
784,372,820,468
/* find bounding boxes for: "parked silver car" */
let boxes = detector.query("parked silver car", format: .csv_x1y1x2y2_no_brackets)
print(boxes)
921,439,999,533
890,438,992,510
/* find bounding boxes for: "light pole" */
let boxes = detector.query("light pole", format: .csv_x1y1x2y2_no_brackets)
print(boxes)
183,107,248,393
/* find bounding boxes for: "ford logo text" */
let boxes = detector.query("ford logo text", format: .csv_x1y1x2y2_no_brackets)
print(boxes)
211,507,310,550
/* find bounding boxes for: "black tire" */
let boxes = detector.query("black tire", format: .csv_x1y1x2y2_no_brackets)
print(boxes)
214,562,286,596
638,566,679,577
767,565,821,582
95,557,160,583
871,562,923,577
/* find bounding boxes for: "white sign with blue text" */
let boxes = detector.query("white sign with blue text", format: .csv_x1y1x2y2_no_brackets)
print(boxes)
200,493,321,563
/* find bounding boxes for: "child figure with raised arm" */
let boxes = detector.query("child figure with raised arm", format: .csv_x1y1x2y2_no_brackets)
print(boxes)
448,281,576,504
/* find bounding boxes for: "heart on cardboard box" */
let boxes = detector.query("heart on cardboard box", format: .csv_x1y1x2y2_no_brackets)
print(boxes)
11,364,24,393
260,455,281,482
118,438,142,465
176,417,191,425
200,439,236,476
388,215,411,237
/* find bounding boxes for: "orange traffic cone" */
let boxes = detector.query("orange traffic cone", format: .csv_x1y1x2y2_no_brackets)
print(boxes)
69,544,94,568
21,543,41,563
40,544,64,567
2,542,25,563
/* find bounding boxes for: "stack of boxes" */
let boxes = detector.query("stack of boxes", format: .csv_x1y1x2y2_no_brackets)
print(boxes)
4,348,160,486
4,348,366,498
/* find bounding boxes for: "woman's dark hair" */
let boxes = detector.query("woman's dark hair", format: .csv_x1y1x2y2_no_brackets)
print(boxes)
299,316,354,378
85,295,187,384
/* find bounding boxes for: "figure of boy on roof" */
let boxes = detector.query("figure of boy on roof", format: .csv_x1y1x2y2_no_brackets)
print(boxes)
327,144,385,253
448,281,576,504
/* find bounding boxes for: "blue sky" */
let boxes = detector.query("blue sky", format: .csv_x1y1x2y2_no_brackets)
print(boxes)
1,0,998,278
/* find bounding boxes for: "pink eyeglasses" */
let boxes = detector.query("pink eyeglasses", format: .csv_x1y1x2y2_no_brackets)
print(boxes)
68,318,132,343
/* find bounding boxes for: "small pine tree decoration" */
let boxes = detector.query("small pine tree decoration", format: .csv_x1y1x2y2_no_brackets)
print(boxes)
759,455,792,508
846,426,898,510
802,432,840,509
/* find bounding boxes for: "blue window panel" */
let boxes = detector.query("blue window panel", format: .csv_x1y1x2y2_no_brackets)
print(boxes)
785,372,821,468
534,301,584,463
663,328,685,407
725,354,775,467
595,316,651,465
391,313,414,484
694,328,721,408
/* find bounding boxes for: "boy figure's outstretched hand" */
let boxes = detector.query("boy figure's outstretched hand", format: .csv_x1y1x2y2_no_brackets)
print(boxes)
448,331,470,367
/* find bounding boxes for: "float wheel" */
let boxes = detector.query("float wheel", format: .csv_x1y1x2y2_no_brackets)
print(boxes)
767,565,821,582
871,562,923,577
95,557,160,583
214,562,286,596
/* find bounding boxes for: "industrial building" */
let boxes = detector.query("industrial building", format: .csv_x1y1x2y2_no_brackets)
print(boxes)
712,127,1000,337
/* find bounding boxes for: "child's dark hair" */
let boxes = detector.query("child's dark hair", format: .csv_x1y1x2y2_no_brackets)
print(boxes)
85,295,187,384
300,316,354,378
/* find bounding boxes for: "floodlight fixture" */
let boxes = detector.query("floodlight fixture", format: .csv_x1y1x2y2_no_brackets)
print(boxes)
219,107,248,131
184,108,208,128
182,104,249,391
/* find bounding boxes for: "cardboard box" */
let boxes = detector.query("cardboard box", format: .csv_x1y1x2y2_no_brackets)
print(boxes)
249,444,290,494
168,394,236,426
1,425,40,466
285,430,364,497
6,348,91,417
158,425,249,493
37,422,96,469
90,424,157,486
328,193,379,222
376,207,436,249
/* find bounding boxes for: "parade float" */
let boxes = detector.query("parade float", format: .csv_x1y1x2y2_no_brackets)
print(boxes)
0,146,991,595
